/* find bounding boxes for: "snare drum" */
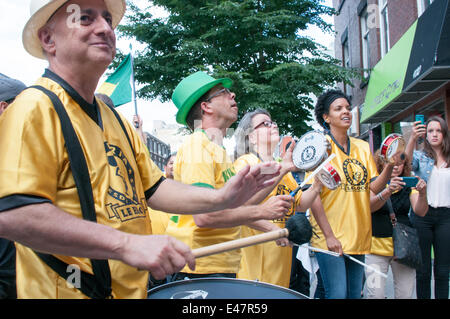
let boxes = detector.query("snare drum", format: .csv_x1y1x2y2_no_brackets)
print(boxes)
148,278,309,299
317,163,341,190
292,131,330,171
380,133,405,163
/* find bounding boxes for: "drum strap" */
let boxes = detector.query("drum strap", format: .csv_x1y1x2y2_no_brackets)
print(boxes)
28,85,134,299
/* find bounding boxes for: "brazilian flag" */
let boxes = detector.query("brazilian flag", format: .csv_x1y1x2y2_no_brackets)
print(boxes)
97,54,133,107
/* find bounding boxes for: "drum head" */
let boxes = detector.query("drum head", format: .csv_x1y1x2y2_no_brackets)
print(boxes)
148,278,309,299
292,131,329,171
317,164,341,190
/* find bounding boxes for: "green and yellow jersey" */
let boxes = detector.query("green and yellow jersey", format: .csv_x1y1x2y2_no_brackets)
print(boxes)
165,129,240,274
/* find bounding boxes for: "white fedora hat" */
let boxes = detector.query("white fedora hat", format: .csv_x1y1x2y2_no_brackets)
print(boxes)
22,0,126,59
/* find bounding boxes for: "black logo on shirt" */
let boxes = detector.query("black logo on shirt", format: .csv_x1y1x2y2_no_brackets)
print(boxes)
341,158,368,192
104,142,147,222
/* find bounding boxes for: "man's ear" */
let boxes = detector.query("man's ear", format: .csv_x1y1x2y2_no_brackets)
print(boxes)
200,101,212,115
0,101,9,115
38,26,56,57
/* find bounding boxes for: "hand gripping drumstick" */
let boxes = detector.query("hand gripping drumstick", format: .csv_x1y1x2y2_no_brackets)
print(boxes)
289,153,336,197
193,213,312,258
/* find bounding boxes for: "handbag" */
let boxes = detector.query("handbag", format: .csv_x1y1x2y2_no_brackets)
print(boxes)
386,198,423,269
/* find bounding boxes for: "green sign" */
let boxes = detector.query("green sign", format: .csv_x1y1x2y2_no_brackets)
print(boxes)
360,21,417,123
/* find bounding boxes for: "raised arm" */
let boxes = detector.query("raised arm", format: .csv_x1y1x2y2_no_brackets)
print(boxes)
148,161,281,214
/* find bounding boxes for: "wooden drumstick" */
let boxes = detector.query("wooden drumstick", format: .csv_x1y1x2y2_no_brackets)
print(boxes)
193,213,312,258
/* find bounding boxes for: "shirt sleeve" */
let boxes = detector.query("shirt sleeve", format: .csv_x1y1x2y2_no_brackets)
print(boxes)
0,90,61,212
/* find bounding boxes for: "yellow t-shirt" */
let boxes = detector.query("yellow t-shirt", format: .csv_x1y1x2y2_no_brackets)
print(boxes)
164,129,240,274
0,74,163,298
309,135,378,254
234,153,302,287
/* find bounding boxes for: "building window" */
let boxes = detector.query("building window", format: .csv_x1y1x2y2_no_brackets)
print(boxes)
342,37,352,96
379,0,390,57
417,0,434,17
360,7,371,78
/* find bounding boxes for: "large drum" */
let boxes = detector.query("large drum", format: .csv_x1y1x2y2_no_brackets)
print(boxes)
292,131,330,171
148,278,309,299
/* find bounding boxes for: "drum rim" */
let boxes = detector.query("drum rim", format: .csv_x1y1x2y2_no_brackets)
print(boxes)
293,130,329,170
148,277,310,299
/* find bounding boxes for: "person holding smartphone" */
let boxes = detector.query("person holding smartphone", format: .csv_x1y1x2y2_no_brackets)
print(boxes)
405,115,450,299
365,150,428,299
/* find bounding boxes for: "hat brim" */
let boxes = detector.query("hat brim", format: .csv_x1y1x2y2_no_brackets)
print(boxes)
176,77,233,126
22,0,126,60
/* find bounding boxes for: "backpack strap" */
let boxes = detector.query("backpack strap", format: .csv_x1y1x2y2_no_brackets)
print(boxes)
29,85,112,299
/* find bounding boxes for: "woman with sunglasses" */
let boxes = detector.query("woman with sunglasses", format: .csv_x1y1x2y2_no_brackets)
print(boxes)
233,108,323,288
309,89,401,299
405,115,450,299
365,150,428,299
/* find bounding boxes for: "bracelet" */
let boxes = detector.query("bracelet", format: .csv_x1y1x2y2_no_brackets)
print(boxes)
377,192,386,201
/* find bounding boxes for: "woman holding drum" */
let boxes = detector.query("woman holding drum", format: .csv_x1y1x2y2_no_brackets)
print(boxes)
405,116,450,299
233,108,323,288
366,150,428,299
309,89,402,299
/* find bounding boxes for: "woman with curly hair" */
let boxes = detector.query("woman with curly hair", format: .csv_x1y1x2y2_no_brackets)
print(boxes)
365,150,428,299
405,115,450,299
309,89,402,299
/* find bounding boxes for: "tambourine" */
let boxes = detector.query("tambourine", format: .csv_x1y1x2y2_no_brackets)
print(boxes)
292,131,331,171
317,163,341,190
380,133,405,163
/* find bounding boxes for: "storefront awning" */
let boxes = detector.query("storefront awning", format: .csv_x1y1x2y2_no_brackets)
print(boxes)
360,0,450,123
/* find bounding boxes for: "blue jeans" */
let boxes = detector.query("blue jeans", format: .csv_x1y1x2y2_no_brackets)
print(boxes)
315,252,365,299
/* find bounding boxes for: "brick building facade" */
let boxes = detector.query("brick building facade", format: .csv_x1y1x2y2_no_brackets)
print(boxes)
332,0,450,150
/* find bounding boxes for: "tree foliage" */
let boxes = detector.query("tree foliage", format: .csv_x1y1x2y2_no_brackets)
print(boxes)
118,0,357,137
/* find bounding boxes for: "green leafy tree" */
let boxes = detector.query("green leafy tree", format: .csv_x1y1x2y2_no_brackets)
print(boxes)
118,0,357,137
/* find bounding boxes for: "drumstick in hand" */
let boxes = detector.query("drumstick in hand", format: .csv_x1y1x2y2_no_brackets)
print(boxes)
290,153,336,197
192,213,312,258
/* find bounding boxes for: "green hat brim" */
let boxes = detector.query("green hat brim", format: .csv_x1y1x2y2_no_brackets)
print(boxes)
175,77,233,126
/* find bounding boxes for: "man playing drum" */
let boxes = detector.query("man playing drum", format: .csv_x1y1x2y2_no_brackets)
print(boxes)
0,0,281,299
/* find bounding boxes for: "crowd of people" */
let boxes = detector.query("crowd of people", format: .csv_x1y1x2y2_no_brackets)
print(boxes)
0,0,448,299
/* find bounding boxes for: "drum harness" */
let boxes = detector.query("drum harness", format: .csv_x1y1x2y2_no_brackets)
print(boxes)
28,85,139,299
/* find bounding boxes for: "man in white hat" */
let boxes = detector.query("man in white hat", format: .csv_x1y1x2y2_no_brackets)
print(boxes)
0,0,281,299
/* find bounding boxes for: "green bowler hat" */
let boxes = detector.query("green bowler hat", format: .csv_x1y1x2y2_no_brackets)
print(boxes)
172,71,233,125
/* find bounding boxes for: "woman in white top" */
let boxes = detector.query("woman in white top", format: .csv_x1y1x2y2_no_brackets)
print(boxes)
405,115,450,299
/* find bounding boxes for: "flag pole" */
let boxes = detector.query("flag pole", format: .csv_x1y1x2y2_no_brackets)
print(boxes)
129,44,139,128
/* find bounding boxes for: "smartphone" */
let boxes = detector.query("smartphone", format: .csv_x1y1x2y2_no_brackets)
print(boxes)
415,114,425,144
415,114,425,124
402,177,419,187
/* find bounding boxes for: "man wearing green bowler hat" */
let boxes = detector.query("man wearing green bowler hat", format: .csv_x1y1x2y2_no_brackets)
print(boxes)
166,71,295,280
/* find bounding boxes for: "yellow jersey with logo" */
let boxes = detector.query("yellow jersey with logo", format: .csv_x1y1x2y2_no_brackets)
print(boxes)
164,129,240,274
234,153,301,287
0,73,163,298
309,135,378,254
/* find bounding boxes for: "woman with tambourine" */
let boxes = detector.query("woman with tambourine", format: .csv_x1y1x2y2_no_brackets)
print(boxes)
366,150,428,299
232,108,323,288
309,89,402,299
405,115,450,299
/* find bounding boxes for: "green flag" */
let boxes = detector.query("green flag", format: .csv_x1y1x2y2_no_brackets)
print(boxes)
98,54,133,107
